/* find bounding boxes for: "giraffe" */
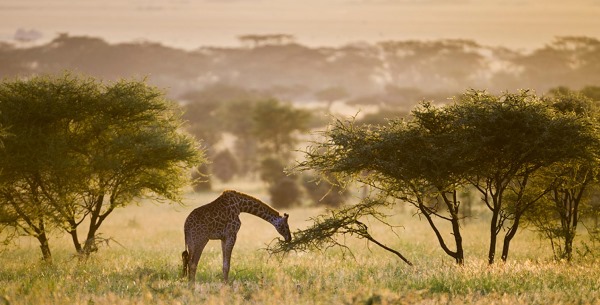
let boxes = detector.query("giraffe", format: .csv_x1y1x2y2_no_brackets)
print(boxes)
182,190,292,284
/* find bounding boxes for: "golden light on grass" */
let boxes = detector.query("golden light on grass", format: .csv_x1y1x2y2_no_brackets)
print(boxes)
1,189,599,304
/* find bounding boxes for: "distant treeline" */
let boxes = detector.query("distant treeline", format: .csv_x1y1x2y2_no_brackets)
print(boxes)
1,34,599,107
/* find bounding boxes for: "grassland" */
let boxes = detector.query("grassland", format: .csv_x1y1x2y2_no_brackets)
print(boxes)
1,186,600,305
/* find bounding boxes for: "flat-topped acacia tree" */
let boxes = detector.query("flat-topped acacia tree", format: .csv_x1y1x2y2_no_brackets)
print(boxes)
0,74,204,260
450,90,598,263
280,102,471,264
271,89,597,265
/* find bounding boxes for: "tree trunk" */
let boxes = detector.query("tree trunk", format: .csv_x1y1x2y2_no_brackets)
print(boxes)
564,230,575,261
69,229,83,254
562,198,578,261
83,224,100,254
488,209,499,264
36,231,52,262
501,215,521,262
451,217,464,265
419,191,464,265
81,193,115,255
563,186,584,261
9,199,53,261
446,191,464,264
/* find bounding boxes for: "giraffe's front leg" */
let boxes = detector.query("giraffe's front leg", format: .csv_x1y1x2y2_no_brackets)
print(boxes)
221,235,237,282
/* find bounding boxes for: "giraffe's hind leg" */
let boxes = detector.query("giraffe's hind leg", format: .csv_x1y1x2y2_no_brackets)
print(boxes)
187,239,209,286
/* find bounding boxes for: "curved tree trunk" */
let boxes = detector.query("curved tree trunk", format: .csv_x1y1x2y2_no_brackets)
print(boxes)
69,229,82,254
501,215,521,262
418,191,464,264
36,229,52,261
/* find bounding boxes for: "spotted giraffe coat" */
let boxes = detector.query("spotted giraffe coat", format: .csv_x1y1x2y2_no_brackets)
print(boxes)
182,190,291,284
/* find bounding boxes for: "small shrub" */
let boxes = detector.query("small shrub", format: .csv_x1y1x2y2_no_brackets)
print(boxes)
211,149,238,183
259,157,287,184
268,177,302,209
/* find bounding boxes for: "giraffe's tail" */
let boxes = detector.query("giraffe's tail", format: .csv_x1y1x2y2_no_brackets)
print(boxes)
181,248,189,278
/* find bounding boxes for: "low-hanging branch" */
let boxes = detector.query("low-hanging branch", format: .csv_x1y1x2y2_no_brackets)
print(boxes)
267,200,413,266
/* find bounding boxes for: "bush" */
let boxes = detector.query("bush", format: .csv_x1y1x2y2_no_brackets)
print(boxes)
259,157,287,184
212,149,238,183
268,177,302,209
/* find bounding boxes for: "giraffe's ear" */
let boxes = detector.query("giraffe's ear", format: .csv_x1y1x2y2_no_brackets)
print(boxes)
284,213,289,219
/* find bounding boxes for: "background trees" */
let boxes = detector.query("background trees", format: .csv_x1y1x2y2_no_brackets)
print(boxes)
251,98,311,160
0,74,204,259
3,34,600,103
181,86,313,207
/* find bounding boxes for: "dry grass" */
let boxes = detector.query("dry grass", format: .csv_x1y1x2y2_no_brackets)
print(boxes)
1,186,600,304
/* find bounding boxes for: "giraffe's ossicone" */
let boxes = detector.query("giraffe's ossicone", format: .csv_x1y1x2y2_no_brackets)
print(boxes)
182,190,292,284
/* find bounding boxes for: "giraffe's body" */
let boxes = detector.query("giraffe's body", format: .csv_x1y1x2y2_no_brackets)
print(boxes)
182,190,291,284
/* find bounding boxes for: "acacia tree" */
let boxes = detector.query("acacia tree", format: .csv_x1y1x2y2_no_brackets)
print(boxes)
284,103,471,264
526,90,600,260
451,90,597,263
0,74,203,259
271,89,596,265
0,75,98,260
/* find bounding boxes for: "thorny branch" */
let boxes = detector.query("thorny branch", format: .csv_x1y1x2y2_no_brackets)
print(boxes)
267,199,413,266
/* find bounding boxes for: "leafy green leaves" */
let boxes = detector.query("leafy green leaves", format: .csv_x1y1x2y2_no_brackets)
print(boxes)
0,73,204,257
285,89,600,263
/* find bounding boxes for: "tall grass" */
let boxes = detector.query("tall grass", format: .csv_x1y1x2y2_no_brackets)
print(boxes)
1,188,599,304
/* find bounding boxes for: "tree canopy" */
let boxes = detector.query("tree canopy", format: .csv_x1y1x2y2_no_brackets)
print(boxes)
0,74,204,260
272,89,600,264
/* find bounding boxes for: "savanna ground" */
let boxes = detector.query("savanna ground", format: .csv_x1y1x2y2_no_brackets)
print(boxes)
1,181,600,305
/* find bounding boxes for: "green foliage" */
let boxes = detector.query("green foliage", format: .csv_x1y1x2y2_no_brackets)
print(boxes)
291,89,599,265
524,90,600,261
446,90,598,263
355,107,409,126
297,102,470,263
0,73,204,258
269,198,412,265
0,73,101,259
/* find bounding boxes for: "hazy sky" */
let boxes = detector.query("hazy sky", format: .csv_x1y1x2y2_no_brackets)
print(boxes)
1,0,599,50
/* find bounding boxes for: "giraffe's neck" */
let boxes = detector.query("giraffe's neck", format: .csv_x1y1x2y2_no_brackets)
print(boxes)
227,191,280,224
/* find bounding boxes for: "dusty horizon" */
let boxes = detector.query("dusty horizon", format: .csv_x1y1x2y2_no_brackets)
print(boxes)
1,0,599,50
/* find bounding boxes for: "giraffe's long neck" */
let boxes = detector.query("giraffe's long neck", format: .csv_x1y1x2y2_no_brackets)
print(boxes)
234,194,280,224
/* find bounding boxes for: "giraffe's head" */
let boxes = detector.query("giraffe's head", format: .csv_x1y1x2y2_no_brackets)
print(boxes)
275,213,292,242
